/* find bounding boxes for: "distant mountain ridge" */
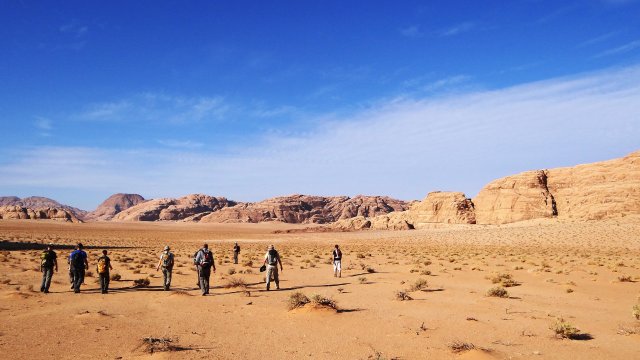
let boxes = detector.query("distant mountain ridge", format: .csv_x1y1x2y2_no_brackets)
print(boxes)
0,196,87,219
84,193,146,221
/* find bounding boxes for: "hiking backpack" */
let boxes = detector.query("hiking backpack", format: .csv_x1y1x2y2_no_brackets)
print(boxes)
97,257,108,274
200,250,213,267
71,251,84,270
267,250,278,265
162,253,174,268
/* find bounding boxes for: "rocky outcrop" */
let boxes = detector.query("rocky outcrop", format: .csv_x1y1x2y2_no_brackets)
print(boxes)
0,205,81,223
0,196,86,219
85,193,146,221
333,191,474,230
113,194,235,221
546,151,640,220
199,194,409,224
473,170,557,225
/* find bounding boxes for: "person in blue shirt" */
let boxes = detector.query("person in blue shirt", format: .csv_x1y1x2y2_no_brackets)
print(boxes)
69,243,89,293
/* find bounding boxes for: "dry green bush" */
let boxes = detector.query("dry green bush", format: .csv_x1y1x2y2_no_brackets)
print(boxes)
110,273,121,281
551,319,580,339
633,304,640,320
395,291,413,301
448,341,475,353
486,286,508,298
618,275,633,282
409,278,428,291
227,268,236,275
311,294,338,309
133,278,150,287
288,292,310,310
223,276,246,288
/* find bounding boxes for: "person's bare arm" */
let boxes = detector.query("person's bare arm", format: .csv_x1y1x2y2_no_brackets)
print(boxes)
278,256,283,271
156,256,162,271
84,257,89,270
54,258,58,272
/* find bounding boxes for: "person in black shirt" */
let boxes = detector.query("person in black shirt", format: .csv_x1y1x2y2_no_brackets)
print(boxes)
40,243,58,293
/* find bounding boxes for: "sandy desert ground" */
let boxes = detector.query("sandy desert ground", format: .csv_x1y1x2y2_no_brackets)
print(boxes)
1,219,639,359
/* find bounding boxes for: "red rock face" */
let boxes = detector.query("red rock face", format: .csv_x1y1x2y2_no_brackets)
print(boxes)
85,193,146,221
199,194,410,224
0,196,86,219
113,194,236,221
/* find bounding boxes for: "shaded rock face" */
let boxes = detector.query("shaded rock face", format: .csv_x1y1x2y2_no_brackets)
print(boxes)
0,196,87,219
547,151,640,220
199,195,409,224
473,170,557,225
85,193,146,221
113,194,235,221
0,205,81,223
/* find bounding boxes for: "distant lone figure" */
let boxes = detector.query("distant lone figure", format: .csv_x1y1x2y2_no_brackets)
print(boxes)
233,242,240,264
69,243,88,293
194,244,216,295
96,250,113,294
40,243,58,293
332,244,342,278
263,245,283,291
156,245,174,291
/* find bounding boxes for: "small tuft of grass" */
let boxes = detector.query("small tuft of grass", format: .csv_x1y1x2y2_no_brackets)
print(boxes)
358,276,368,284
223,276,246,288
227,268,236,275
633,304,640,320
551,318,580,339
310,294,338,309
448,340,475,353
288,292,310,310
133,278,150,287
110,273,121,281
618,275,633,282
409,278,428,292
395,290,413,301
486,286,508,298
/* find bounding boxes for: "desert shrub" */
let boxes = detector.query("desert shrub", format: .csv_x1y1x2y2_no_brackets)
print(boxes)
85,271,93,277
366,266,376,273
358,276,367,284
409,278,428,292
488,272,512,284
448,341,475,353
551,319,580,339
501,279,519,287
242,260,253,267
223,276,246,288
227,268,236,275
486,286,508,298
288,292,310,310
566,288,574,293
311,294,337,309
356,253,366,259
618,275,633,282
419,270,431,276
395,291,413,301
244,268,253,274
633,304,640,320
133,278,150,287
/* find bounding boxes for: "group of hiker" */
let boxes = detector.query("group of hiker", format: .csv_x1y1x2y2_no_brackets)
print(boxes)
39,242,344,295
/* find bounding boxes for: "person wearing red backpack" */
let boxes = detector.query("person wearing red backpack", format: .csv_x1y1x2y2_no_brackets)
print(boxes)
194,243,216,295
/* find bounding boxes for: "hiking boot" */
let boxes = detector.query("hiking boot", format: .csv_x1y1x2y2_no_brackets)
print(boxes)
74,290,80,293
43,290,49,294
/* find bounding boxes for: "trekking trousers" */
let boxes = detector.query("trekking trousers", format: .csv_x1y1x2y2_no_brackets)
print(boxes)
333,259,342,274
72,269,85,292
41,267,54,292
99,272,110,293
266,265,279,290
162,267,172,289
199,266,211,294
233,252,239,264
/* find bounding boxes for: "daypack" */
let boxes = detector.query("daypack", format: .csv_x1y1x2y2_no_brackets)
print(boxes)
267,250,279,266
97,257,108,274
71,251,85,270
234,245,240,253
40,251,54,268
162,252,174,268
333,249,342,260
200,250,213,267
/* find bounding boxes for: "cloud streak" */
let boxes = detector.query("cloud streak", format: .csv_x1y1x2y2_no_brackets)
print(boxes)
594,39,640,57
3,65,640,209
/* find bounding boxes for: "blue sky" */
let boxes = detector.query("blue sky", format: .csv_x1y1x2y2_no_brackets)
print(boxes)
1,1,639,210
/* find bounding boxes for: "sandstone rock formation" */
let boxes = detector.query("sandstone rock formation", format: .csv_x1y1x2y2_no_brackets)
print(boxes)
546,150,640,220
85,193,146,221
0,205,81,223
199,194,409,224
473,170,557,225
0,196,86,219
113,194,235,221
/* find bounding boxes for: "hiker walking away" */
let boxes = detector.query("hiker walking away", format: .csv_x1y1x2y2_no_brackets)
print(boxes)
233,242,240,264
40,243,58,293
69,243,88,293
332,244,342,278
156,246,174,291
194,244,216,295
263,245,283,290
96,250,113,294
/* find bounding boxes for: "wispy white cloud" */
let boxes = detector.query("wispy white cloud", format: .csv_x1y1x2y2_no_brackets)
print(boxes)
400,25,423,38
594,39,640,58
34,116,53,137
577,31,620,48
3,65,640,208
78,93,231,124
437,22,475,37
59,22,88,38
157,139,204,149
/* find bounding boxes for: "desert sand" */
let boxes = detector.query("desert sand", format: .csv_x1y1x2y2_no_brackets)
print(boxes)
1,218,639,359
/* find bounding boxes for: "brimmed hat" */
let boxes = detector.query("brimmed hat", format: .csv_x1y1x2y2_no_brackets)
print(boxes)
164,246,170,251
